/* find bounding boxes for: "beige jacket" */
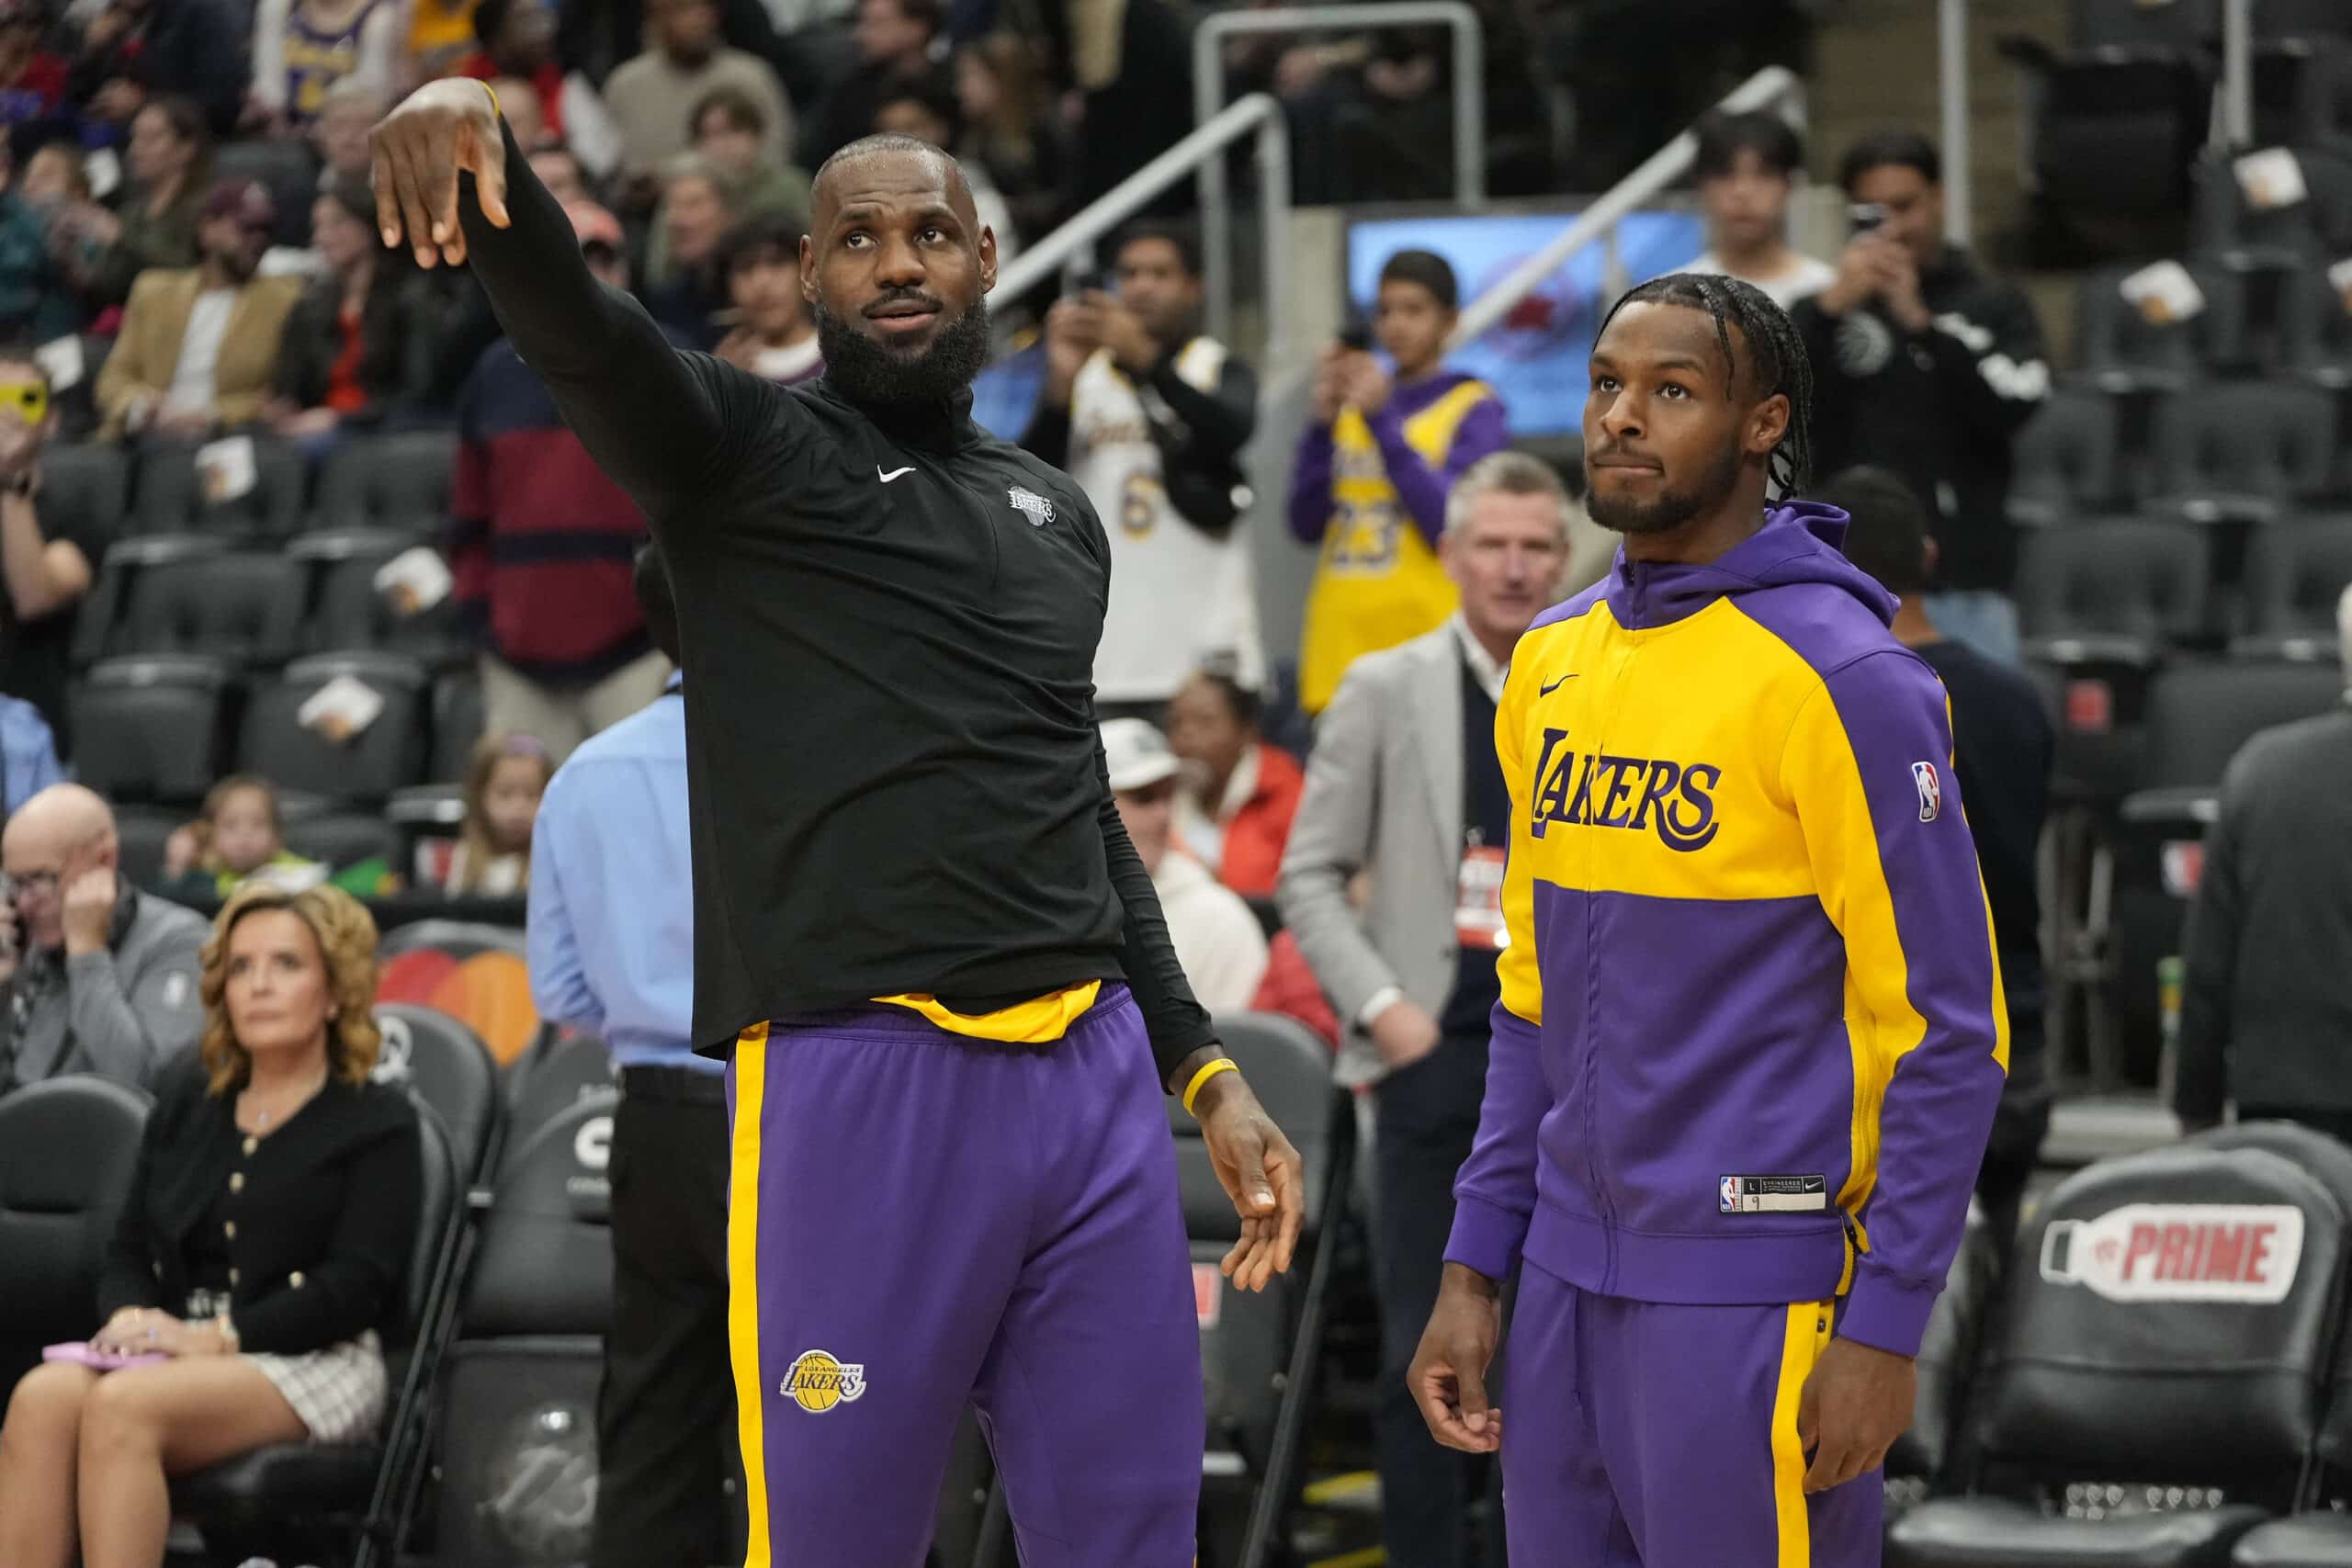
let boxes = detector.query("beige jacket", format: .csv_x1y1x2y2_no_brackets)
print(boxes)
96,268,304,440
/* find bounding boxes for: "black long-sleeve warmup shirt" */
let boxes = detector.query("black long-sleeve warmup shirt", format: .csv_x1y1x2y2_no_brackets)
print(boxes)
458,123,1216,1079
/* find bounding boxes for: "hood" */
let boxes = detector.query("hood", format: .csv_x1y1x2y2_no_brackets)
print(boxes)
1602,502,1894,633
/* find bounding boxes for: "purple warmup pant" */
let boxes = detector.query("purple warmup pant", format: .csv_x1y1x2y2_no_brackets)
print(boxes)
721,987,1204,1568
1501,1262,1883,1567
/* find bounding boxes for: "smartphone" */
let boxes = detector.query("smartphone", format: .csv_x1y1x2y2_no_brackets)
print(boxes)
1338,315,1374,353
1849,202,1890,238
1069,267,1110,298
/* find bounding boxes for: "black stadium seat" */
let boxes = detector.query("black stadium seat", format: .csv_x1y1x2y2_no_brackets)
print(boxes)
237,652,430,805
71,532,227,666
2278,267,2352,389
2193,146,2352,271
431,1093,620,1568
278,810,393,875
174,1099,465,1568
38,442,130,554
112,805,180,889
0,1076,150,1393
1887,1143,2346,1566
68,655,232,804
2017,519,2209,657
130,436,307,540
371,1002,505,1185
2135,659,2345,794
504,1032,616,1154
2010,388,2125,524
315,432,458,535
2149,383,2336,525
1886,1205,2003,1512
431,669,485,783
2237,516,2352,660
2076,263,2245,391
293,528,467,665
2003,0,2214,227
117,549,305,666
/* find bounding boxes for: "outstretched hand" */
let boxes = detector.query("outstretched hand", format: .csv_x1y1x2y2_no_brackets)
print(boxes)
1183,1055,1306,1292
369,78,511,269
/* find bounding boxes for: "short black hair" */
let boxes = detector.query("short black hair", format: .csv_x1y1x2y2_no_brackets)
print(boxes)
874,75,962,146
1111,219,1202,279
1839,128,1941,194
1815,465,1931,595
1182,665,1261,728
634,540,681,665
1694,109,1805,183
1594,272,1815,497
716,210,805,278
472,0,513,48
1378,247,1458,310
691,83,767,139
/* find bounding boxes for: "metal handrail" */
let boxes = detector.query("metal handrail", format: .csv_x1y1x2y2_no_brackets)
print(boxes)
1192,2,1486,343
1448,65,1805,348
1940,0,1973,246
2222,0,2254,146
991,92,1294,371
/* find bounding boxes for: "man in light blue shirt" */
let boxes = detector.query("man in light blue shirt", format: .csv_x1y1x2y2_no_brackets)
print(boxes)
527,543,740,1568
1,694,62,818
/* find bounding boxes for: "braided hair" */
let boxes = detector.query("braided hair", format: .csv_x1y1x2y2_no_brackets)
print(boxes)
1593,272,1815,499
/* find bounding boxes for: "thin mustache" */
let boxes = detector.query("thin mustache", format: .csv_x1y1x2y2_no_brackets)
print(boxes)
865,291,944,317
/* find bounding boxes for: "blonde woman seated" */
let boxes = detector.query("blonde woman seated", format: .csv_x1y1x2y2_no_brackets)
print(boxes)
0,883,421,1568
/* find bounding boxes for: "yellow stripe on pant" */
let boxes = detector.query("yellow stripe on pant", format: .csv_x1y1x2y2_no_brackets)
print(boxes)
727,1023,773,1567
1770,1300,1837,1568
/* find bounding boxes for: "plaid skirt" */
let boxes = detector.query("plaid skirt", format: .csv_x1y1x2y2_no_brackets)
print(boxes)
244,1330,387,1445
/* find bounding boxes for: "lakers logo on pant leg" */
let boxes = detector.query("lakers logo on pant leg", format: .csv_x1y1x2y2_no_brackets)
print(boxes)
783,1349,867,1414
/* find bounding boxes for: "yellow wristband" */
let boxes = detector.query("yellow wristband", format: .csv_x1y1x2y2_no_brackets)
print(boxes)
1182,1056,1238,1117
480,78,500,118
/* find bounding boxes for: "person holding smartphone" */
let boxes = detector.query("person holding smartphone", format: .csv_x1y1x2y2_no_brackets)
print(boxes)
1290,248,1509,714
1790,130,2050,665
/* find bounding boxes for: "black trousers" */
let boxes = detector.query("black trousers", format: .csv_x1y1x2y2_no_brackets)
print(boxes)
1373,1034,1505,1568
591,1071,745,1568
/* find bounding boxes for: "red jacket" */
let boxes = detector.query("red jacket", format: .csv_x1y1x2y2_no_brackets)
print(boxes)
1215,743,1304,899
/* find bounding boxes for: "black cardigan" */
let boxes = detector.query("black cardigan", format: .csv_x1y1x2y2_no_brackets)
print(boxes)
96,1058,422,1355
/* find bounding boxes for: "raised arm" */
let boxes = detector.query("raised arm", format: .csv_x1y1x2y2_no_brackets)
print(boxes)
370,80,748,521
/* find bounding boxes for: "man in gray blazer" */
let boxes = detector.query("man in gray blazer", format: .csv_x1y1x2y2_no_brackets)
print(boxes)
1278,450,1572,1567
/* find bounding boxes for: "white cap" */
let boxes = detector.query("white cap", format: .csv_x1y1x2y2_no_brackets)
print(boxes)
1101,717,1182,792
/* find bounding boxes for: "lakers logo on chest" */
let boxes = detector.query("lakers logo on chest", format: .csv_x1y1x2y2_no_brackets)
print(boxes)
1527,726,1722,852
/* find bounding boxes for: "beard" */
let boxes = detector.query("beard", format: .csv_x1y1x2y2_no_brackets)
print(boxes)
814,293,992,412
1586,441,1745,536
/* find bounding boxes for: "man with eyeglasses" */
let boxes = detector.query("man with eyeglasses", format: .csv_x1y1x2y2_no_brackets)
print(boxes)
0,784,207,1097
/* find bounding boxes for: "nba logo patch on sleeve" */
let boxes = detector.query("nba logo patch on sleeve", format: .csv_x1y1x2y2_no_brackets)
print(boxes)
1912,761,1941,823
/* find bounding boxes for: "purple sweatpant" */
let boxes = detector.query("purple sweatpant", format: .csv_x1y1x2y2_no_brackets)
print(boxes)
1501,1262,1883,1567
722,987,1204,1568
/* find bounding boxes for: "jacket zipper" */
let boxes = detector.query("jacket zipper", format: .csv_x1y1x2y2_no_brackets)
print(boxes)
1581,575,1641,1292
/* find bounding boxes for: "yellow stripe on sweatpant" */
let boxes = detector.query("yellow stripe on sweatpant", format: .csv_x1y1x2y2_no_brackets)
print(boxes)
727,1023,773,1567
1770,1301,1836,1568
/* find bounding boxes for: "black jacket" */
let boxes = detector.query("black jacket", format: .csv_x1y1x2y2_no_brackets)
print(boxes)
1792,246,2049,592
270,269,439,429
96,1059,422,1354
2177,705,2352,1125
70,0,250,137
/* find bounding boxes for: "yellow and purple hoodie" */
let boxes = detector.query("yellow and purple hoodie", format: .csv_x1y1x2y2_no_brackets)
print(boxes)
1444,502,2007,1358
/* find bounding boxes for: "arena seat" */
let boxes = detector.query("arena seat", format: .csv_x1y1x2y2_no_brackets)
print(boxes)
292,528,467,666
2147,382,2336,525
377,922,540,1069
112,805,179,890
2133,660,2345,795
432,668,486,784
2010,388,2125,525
38,442,130,555
2002,0,2213,227
1886,1204,2004,1512
117,549,306,666
130,435,307,540
430,1092,621,1568
0,1076,150,1394
237,651,430,806
172,1097,464,1568
2192,146,2352,272
71,532,228,666
2017,519,2209,662
2278,268,2352,391
278,809,394,877
68,655,232,805
2235,517,2352,660
314,431,458,536
2076,263,2246,393
372,1001,505,1185
503,1031,617,1157
1885,1144,2346,1566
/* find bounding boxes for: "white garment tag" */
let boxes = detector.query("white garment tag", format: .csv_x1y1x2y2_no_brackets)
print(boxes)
2235,148,2308,210
1453,838,1508,952
1719,1175,1830,1214
2120,260,2206,326
34,335,83,391
297,674,384,744
195,435,256,504
83,147,119,200
374,546,453,615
